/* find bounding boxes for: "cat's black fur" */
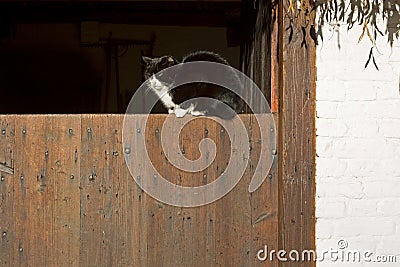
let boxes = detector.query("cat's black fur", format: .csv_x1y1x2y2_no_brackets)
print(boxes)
142,51,244,118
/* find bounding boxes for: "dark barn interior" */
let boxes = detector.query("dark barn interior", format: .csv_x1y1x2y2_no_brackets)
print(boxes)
0,1,246,114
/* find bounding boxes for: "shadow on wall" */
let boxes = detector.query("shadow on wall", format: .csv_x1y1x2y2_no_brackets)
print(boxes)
0,49,102,114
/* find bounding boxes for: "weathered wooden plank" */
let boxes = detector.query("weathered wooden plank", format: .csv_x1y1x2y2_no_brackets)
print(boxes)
213,117,250,267
119,114,148,266
0,115,15,266
79,114,146,266
279,0,316,265
141,115,224,266
12,116,49,266
49,115,81,266
107,115,137,266
271,5,280,113
13,116,37,265
249,114,278,267
7,115,82,266
143,115,183,266
80,114,113,266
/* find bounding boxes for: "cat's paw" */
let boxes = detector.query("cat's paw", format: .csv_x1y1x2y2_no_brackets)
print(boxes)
190,110,206,116
171,104,204,118
174,106,189,118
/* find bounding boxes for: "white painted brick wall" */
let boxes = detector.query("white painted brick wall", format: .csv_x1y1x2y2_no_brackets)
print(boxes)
316,19,400,266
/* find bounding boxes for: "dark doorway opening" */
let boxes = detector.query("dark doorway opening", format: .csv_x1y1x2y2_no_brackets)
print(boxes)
0,1,246,114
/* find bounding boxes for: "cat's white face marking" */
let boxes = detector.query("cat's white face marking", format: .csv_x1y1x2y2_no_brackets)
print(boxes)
149,75,165,91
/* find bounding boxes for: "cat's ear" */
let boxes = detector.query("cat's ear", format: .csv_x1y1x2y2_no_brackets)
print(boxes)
141,56,152,65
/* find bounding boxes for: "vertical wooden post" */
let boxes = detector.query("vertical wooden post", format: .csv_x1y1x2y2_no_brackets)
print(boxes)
278,0,316,266
270,3,279,113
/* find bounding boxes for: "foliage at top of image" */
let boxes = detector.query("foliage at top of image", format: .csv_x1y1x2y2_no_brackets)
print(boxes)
285,0,400,69
315,0,399,45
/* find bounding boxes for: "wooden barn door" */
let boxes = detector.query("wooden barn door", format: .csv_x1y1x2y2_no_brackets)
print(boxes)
0,1,315,267
0,114,277,267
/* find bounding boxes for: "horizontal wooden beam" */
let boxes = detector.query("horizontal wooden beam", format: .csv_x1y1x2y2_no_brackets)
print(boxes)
0,1,241,27
5,0,241,2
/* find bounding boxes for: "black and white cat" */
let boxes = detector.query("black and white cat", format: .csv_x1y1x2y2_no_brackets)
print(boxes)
142,51,244,118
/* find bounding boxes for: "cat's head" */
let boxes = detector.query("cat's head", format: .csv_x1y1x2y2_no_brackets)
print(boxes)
142,55,179,80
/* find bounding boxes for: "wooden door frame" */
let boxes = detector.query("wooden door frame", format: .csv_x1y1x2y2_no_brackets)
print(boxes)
276,0,316,266
241,0,316,264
